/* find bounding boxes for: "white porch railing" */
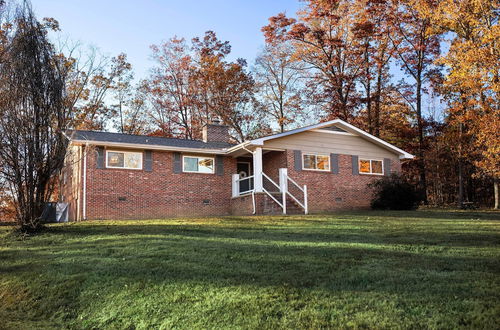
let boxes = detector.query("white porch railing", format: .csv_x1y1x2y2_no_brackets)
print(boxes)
232,174,256,214
279,168,308,214
232,168,308,215
232,174,254,196
262,172,285,213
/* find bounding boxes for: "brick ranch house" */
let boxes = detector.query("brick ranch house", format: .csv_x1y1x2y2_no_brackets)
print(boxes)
60,119,414,221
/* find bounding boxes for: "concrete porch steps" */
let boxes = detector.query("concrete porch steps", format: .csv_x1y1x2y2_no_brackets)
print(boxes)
262,192,305,215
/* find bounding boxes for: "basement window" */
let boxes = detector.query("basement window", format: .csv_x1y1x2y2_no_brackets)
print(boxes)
359,159,383,175
183,156,214,174
302,153,330,171
106,151,142,170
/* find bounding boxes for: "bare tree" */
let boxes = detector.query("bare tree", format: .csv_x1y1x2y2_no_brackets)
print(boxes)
109,53,134,133
254,42,305,133
0,2,68,232
120,80,151,134
54,39,134,131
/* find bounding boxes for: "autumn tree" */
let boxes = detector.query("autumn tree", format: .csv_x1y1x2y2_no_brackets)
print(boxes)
110,53,134,133
52,39,134,131
146,31,259,142
425,0,499,208
388,0,441,203
0,184,16,221
0,2,69,231
253,42,305,132
263,0,365,120
193,57,257,142
353,0,395,136
191,31,258,142
147,37,198,138
119,80,150,134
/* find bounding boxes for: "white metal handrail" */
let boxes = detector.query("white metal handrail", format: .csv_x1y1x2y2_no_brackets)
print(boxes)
262,172,280,191
263,187,284,209
236,175,254,195
232,174,257,214
232,169,307,215
262,172,285,213
279,168,308,215
286,190,305,209
235,175,254,183
286,176,307,213
287,176,304,194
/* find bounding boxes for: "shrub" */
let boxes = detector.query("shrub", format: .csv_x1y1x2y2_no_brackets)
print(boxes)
369,174,419,210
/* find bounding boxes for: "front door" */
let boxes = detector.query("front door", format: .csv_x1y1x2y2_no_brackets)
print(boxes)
237,162,252,193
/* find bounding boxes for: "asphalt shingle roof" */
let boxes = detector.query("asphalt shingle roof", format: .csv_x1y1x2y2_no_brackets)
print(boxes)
66,130,235,150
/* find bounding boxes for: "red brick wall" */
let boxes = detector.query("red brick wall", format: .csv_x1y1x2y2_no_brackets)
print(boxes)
284,150,401,212
62,145,403,220
84,149,236,219
262,151,287,184
230,194,256,216
232,149,401,215
202,124,230,143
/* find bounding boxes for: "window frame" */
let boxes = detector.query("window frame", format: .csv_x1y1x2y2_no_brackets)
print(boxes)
358,158,384,176
182,155,215,174
105,150,143,170
302,153,331,172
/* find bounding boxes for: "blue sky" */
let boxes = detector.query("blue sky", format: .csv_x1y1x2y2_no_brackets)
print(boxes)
32,0,302,80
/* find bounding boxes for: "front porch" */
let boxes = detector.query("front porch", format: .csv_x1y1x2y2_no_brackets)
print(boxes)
229,147,308,215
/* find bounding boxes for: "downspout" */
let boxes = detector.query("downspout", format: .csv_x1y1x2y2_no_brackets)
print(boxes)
82,143,88,220
252,191,256,215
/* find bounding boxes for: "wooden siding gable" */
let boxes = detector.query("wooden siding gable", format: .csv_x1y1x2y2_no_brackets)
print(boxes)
262,130,400,160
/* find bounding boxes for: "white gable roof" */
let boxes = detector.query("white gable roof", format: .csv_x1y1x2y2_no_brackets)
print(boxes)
244,119,414,159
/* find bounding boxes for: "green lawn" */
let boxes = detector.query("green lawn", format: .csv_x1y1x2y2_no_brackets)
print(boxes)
1,210,499,329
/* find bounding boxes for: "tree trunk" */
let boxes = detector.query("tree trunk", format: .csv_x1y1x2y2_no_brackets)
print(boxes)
365,40,372,134
457,122,464,206
279,97,285,133
119,101,124,133
374,66,383,137
458,158,464,206
416,78,428,204
494,178,499,209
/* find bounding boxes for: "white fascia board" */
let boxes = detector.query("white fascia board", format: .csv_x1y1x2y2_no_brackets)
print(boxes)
70,140,227,155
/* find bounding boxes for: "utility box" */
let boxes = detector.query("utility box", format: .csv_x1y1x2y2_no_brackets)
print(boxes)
42,202,69,223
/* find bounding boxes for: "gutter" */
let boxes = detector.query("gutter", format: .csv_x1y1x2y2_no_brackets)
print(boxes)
225,141,252,153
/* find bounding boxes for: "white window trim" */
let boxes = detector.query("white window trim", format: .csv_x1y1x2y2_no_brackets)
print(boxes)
182,155,215,174
106,150,143,170
359,158,384,176
302,153,331,172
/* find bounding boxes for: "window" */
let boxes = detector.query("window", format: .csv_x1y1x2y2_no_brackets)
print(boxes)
106,151,142,169
183,156,214,174
302,154,330,171
359,159,383,175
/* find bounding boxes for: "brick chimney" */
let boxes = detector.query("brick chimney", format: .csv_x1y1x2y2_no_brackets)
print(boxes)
202,119,231,143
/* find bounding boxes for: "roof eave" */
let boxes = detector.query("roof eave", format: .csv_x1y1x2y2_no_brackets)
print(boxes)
70,139,228,155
